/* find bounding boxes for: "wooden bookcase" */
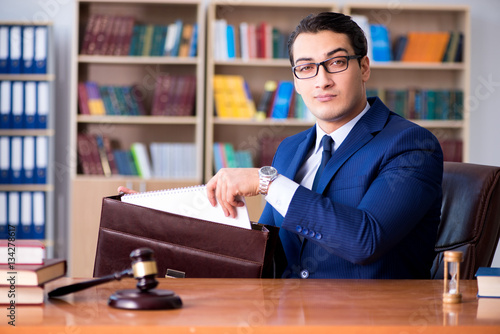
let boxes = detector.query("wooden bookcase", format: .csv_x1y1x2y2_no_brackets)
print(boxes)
205,1,337,219
343,4,470,162
0,22,55,256
69,0,205,277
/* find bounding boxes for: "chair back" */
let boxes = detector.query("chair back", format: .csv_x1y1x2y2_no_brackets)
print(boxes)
431,162,500,279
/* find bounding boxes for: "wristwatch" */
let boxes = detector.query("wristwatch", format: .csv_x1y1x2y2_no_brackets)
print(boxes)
258,166,278,195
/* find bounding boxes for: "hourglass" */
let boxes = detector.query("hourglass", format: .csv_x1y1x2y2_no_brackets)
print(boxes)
443,251,463,304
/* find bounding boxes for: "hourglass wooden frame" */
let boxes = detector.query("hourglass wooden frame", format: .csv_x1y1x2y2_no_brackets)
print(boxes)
443,251,463,304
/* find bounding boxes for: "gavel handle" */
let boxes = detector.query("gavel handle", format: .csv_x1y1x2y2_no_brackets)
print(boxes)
48,269,133,298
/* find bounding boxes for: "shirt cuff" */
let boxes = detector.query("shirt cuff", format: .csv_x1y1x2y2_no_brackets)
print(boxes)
265,174,299,217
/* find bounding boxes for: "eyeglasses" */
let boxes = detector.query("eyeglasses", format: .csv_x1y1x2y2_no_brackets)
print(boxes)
292,55,362,79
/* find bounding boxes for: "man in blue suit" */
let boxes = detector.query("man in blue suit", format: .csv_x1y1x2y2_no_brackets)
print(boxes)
207,12,443,279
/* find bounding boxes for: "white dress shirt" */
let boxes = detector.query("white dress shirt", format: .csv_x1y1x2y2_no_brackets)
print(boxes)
265,102,370,217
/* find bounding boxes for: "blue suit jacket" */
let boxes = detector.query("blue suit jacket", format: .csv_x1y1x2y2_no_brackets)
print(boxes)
258,97,443,279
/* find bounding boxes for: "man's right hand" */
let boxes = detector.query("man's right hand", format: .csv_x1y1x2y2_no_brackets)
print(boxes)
117,186,137,194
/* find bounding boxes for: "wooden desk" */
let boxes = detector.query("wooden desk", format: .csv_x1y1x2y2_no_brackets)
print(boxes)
2,278,499,333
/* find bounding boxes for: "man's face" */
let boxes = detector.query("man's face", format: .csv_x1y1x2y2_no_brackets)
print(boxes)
292,30,370,133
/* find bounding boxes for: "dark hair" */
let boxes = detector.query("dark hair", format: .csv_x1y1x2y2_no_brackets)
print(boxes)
288,12,367,66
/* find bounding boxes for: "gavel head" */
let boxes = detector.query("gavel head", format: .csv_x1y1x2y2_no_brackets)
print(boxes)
129,248,159,291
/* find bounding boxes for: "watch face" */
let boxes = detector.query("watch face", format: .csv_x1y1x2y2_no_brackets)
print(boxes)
260,166,276,177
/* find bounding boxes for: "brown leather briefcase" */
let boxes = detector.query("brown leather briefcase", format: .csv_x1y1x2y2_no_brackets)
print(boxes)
93,195,282,278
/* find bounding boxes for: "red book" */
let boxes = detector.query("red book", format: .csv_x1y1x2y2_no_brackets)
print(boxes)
260,136,284,166
94,15,112,55
87,135,105,175
105,16,121,55
87,14,105,55
77,134,104,175
102,135,119,175
181,75,196,116
77,133,94,175
80,14,97,54
77,82,91,115
169,75,188,116
151,75,175,115
98,15,115,55
116,16,135,56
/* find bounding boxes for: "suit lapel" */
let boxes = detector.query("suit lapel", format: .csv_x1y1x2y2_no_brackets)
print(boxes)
283,126,316,180
315,98,390,194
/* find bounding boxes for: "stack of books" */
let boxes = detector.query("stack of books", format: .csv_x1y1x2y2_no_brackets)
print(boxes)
351,16,463,63
78,81,146,116
366,88,464,121
0,240,66,304
151,75,197,116
213,142,253,172
256,80,314,121
76,134,197,179
78,76,196,117
213,75,256,119
397,31,463,63
80,14,197,58
213,20,289,61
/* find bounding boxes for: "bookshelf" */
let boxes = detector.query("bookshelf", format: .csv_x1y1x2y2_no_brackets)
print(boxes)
343,4,470,163
205,1,337,219
0,22,55,256
69,0,205,277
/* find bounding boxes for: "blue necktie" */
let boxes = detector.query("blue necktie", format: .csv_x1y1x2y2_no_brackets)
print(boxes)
311,135,333,192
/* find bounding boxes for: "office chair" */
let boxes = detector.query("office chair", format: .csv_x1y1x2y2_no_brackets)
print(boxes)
431,161,500,279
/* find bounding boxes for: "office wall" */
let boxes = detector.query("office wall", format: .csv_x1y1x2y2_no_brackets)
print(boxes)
1,0,499,267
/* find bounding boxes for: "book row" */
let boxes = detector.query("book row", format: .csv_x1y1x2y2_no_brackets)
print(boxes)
0,191,45,240
80,14,198,58
0,24,48,74
0,136,48,185
214,20,289,61
151,75,196,116
78,81,145,116
78,75,197,117
0,80,49,129
77,133,197,179
352,16,463,63
257,80,314,120
366,88,464,121
394,31,463,63
149,142,197,179
213,142,254,173
213,75,314,121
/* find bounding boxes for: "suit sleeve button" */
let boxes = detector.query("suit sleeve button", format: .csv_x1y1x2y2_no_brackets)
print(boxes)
315,233,322,240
